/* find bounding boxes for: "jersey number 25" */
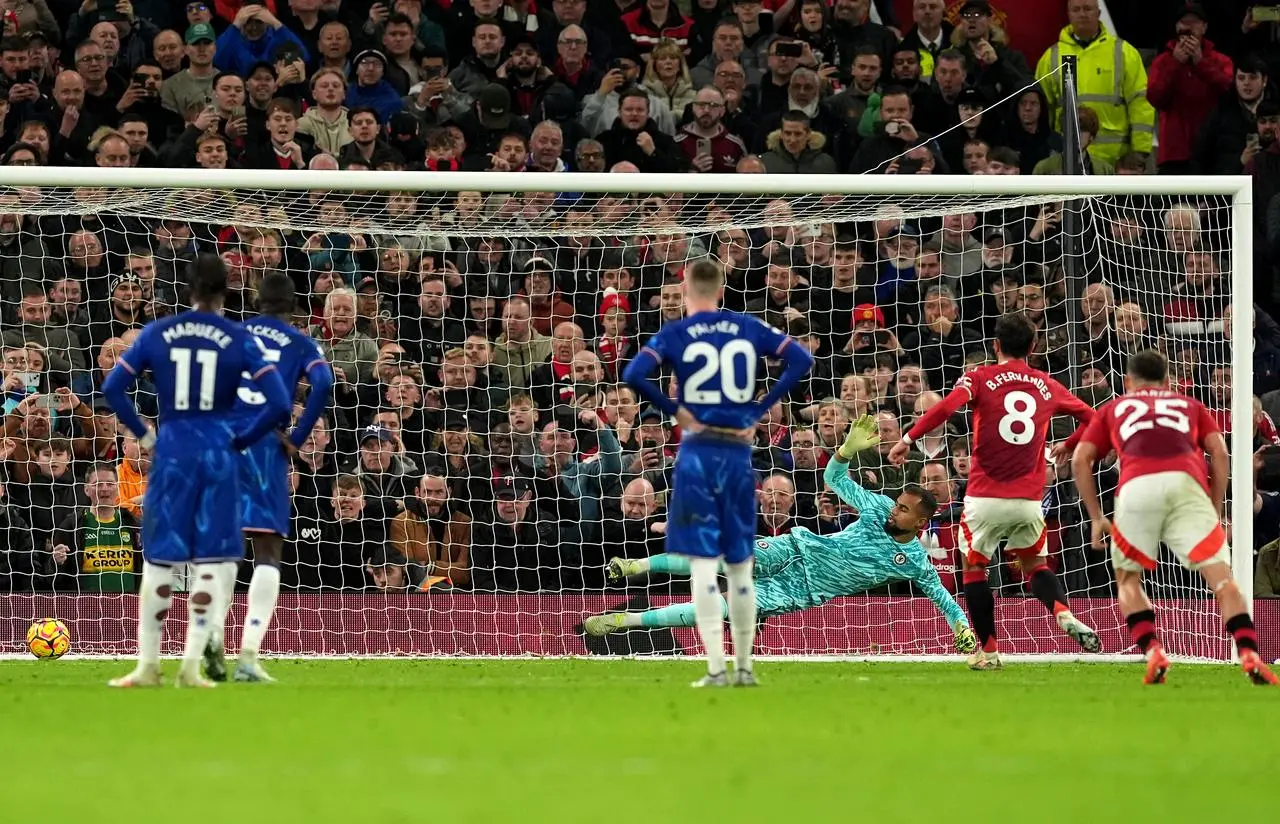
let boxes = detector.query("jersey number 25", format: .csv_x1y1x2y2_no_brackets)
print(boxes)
682,340,757,404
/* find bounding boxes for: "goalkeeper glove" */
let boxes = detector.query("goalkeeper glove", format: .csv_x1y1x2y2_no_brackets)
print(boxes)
953,623,977,654
837,414,880,461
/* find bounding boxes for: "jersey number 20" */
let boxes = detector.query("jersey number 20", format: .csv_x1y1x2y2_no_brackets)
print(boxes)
682,340,757,404
170,347,218,411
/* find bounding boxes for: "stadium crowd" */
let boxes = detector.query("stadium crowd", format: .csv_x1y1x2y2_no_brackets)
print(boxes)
0,0,1278,601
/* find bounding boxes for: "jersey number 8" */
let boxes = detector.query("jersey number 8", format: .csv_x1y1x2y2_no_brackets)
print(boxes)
681,340,757,405
998,390,1038,445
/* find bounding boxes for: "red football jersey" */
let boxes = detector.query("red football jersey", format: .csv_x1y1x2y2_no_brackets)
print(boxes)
1079,388,1219,493
908,360,1095,500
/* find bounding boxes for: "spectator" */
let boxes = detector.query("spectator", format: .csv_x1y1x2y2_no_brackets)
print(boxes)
1001,87,1060,175
3,285,86,374
214,2,306,78
673,86,747,172
243,97,316,168
314,20,351,73
849,410,920,494
152,29,184,75
850,86,945,174
550,24,604,102
450,21,506,100
621,0,693,60
761,109,837,174
48,462,142,593
899,0,952,74
388,472,472,586
1036,0,1154,165
601,476,665,568
499,35,573,121
643,39,696,117
951,0,1031,102
297,68,352,155
470,475,580,591
0,466,35,593
492,296,552,392
312,288,379,387
1146,3,1233,175
538,0,611,70
757,472,798,536
9,435,81,561
313,473,383,590
597,89,684,172
1193,54,1268,176
364,546,452,592
829,0,895,81
690,18,761,90
1033,106,1113,175
346,48,403,122
160,23,217,116
903,284,984,390
581,55,676,137
793,0,843,73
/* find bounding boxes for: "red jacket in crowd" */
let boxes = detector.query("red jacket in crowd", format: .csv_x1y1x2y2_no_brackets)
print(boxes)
1146,38,1233,166
620,5,694,58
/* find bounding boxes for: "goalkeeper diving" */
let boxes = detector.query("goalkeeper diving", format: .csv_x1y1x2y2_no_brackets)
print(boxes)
585,416,977,654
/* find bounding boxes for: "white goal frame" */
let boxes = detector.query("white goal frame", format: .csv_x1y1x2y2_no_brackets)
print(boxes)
0,168,1254,660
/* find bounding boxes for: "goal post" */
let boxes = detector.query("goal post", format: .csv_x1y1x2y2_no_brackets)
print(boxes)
0,168,1257,661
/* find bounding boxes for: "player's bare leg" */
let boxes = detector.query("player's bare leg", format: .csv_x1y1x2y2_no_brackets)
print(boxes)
235,533,283,683
1114,568,1168,684
1014,548,1101,653
1200,563,1278,685
961,559,1001,670
109,562,174,688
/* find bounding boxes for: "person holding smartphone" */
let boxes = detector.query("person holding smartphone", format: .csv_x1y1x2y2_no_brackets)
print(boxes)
673,86,748,172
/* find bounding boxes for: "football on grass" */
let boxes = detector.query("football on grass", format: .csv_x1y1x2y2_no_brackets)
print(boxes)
27,619,71,660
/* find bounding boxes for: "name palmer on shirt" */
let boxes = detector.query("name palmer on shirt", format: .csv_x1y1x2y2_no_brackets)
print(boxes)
161,322,233,348
984,370,1053,400
687,320,741,338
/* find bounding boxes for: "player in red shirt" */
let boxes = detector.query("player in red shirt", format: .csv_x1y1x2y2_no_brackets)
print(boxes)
1071,350,1277,685
888,314,1099,669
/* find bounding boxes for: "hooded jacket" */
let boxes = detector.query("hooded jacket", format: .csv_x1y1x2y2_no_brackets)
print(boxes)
760,129,839,175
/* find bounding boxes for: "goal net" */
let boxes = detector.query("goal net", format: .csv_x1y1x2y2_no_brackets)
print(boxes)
0,169,1257,661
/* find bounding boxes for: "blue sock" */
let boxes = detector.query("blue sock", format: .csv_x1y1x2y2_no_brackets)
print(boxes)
639,598,727,628
647,554,692,575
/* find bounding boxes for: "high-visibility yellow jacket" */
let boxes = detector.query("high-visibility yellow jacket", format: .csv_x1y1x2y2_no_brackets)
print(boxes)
1036,24,1155,163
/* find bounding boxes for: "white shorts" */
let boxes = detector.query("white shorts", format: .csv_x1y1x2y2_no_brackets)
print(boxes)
957,496,1046,566
1111,471,1229,573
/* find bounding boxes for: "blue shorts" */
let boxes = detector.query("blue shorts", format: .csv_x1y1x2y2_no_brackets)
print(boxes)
142,448,243,565
237,436,290,535
666,436,757,564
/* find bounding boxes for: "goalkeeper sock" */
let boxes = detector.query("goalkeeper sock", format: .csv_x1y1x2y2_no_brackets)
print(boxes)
1125,609,1159,653
1225,613,1259,654
137,562,175,667
646,554,691,575
180,564,222,674
632,601,726,628
724,559,757,674
689,557,726,675
1027,567,1071,617
239,562,281,658
207,560,239,652
963,569,997,652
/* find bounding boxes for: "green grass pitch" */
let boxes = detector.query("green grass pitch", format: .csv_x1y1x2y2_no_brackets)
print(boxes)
2,659,1275,823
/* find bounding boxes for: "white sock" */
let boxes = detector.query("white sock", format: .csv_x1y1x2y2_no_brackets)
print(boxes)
207,561,239,651
239,563,281,658
181,563,228,673
689,557,726,675
725,559,757,674
137,563,175,667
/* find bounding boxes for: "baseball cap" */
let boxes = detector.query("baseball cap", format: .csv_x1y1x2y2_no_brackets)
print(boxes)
493,476,531,499
477,84,512,130
983,228,1009,245
852,303,885,328
957,88,986,109
1178,2,1208,23
359,425,394,445
1258,99,1280,120
959,0,991,15
356,276,379,293
185,23,216,45
638,407,666,424
440,413,470,432
885,223,920,240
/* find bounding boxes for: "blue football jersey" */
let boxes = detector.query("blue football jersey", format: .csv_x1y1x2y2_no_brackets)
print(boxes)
232,315,327,421
643,310,792,429
117,310,276,447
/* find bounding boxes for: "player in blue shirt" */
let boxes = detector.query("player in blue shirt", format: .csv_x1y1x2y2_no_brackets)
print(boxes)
102,254,292,689
202,273,334,685
622,259,813,687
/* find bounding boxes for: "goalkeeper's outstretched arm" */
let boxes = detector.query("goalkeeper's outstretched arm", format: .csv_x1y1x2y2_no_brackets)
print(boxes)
823,415,896,514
